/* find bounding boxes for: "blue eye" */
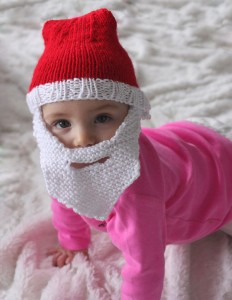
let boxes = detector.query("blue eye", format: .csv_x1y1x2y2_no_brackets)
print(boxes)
95,115,111,123
95,115,111,124
54,120,71,129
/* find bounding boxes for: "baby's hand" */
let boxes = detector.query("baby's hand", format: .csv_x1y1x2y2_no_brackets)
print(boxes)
47,246,88,267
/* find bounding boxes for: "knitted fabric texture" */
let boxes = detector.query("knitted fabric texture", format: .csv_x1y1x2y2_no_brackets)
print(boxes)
26,8,150,119
33,106,141,220
26,9,149,219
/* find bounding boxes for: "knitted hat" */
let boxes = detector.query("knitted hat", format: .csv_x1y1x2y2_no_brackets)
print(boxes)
26,8,150,119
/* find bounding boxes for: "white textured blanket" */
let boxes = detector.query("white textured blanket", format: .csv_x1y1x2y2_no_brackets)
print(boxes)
1,1,232,299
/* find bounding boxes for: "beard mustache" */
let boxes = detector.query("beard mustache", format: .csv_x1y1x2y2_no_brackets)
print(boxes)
33,106,141,220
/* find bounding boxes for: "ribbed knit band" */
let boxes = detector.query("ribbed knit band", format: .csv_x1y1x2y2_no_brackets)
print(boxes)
27,8,150,119
27,78,150,118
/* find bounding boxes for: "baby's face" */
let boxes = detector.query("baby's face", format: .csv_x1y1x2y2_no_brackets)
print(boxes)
42,100,129,148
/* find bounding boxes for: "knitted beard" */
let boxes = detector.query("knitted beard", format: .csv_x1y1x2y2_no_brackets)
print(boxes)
33,105,141,220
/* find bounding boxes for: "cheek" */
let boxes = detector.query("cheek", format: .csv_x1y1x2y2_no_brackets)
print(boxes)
100,130,115,141
59,138,71,148
100,123,121,141
50,130,72,147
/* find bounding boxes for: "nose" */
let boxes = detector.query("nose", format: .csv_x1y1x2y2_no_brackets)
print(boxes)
72,126,96,148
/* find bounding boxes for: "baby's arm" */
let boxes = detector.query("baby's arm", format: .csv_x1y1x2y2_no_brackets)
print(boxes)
50,198,91,267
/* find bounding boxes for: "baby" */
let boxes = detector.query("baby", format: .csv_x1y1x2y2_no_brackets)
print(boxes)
26,8,232,300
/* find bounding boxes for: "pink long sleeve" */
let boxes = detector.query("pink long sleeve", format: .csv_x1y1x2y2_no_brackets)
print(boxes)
107,193,166,300
51,198,91,250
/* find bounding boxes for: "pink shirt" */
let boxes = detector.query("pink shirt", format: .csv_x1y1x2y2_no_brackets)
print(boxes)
51,121,232,299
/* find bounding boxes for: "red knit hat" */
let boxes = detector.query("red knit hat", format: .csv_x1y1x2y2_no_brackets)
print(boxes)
27,8,150,118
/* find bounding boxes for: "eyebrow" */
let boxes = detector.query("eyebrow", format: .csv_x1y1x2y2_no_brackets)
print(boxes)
91,102,120,111
43,112,69,119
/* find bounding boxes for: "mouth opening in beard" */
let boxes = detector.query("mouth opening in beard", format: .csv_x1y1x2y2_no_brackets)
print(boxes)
70,157,109,169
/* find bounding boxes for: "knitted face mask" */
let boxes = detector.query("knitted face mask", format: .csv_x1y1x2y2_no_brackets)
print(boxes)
33,105,141,220
27,9,151,219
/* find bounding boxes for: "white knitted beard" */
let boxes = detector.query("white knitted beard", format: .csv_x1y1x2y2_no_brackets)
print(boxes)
33,106,141,220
